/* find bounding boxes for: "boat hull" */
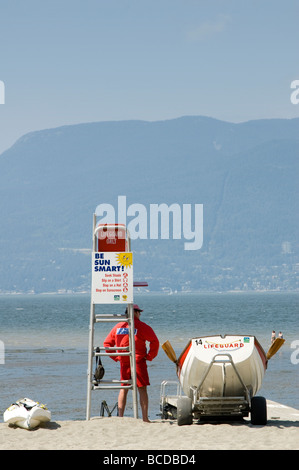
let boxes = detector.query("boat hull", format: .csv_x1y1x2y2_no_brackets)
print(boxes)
3,398,51,430
177,335,267,400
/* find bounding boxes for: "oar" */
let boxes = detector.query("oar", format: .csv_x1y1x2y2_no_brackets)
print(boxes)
162,340,177,364
266,337,285,360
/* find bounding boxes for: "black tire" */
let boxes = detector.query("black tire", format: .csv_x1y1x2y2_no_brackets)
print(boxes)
177,397,193,426
250,396,267,425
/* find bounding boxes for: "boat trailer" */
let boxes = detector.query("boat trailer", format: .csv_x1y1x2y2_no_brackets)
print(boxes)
160,353,267,426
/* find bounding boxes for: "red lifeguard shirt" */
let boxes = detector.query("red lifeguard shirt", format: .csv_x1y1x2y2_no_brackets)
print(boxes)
103,317,159,363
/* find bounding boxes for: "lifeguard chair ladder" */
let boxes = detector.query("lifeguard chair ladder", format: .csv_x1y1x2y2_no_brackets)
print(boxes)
86,216,138,420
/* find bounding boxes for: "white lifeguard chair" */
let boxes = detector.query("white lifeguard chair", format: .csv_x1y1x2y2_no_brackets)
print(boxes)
86,216,141,420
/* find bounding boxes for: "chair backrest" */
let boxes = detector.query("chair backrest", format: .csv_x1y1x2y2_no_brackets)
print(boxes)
95,224,129,252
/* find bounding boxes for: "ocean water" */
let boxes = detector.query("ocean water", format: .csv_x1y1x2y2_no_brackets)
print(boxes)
0,292,298,422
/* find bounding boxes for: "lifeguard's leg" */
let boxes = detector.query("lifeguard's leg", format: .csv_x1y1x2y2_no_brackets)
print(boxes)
118,388,129,417
138,386,150,422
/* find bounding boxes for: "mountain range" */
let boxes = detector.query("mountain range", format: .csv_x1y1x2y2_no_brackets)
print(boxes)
0,116,298,293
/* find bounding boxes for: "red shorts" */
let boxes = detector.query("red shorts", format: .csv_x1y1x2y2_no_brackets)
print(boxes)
120,358,150,387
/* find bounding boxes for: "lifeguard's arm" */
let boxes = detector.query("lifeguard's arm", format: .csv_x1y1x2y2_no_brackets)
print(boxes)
103,328,119,362
145,327,160,361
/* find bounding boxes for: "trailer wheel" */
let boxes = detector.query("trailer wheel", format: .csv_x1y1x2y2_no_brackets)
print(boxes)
177,397,192,426
250,396,267,425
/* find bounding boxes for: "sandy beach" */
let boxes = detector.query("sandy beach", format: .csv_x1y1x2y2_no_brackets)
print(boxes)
0,400,298,451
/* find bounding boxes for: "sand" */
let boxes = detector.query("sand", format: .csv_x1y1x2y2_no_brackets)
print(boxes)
0,401,298,451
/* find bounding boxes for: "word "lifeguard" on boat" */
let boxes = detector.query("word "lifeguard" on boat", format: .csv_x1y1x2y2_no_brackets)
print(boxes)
202,340,245,350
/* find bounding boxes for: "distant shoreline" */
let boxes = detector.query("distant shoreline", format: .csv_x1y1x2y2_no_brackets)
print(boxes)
0,289,299,296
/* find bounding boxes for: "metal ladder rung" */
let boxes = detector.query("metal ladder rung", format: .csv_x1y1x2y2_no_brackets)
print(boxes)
94,379,131,385
93,379,132,390
95,314,129,322
94,347,130,358
94,346,129,352
97,352,131,357
93,384,133,390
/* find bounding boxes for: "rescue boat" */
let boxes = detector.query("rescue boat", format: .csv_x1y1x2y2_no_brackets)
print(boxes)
178,335,266,399
3,398,51,430
161,335,285,425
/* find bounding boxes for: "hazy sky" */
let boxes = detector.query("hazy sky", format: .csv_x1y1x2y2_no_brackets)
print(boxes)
0,0,298,154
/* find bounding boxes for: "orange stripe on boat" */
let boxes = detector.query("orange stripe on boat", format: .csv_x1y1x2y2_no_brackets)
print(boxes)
177,340,192,377
254,337,268,370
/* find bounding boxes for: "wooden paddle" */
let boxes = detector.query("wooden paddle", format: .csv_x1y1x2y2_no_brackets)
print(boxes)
266,337,285,360
162,340,177,364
